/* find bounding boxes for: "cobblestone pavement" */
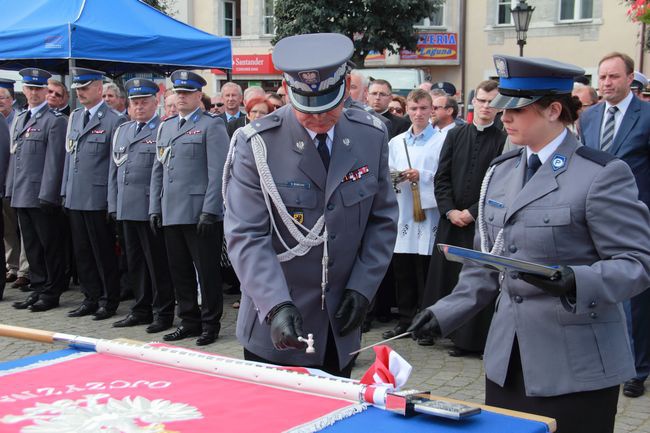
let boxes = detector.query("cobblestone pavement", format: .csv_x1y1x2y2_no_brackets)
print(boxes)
0,285,648,432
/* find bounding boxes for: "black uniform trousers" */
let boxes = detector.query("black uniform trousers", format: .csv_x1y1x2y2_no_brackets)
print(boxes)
244,326,354,378
68,210,120,310
16,208,66,303
163,223,223,333
486,338,619,433
392,253,429,326
122,220,175,321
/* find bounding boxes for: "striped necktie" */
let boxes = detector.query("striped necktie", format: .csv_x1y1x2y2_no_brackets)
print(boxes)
600,106,618,153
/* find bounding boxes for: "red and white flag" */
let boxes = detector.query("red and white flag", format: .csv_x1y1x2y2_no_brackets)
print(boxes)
359,345,412,406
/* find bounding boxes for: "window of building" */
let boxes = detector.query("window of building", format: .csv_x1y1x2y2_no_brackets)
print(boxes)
415,0,445,28
224,0,241,37
496,0,517,25
263,0,275,35
559,0,593,21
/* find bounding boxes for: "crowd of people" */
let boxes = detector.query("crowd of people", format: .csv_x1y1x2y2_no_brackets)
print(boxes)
1,31,650,433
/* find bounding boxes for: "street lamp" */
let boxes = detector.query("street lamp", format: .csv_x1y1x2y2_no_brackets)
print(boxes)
510,0,535,57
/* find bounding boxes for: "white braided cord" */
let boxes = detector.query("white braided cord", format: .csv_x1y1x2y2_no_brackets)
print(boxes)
477,165,504,255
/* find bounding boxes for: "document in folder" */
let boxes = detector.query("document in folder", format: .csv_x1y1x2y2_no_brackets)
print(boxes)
437,244,561,278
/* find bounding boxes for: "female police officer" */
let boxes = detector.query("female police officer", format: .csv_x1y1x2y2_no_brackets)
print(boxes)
408,55,650,433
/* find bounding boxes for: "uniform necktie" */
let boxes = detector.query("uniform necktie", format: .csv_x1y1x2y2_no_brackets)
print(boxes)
316,133,330,171
600,106,618,153
525,153,542,185
136,122,145,134
178,117,186,130
82,110,91,128
22,110,32,128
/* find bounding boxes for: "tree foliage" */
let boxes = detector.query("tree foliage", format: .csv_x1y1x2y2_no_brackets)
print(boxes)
142,0,176,15
273,0,445,65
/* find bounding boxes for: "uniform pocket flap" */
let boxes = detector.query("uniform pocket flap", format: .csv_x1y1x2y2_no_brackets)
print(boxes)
86,134,108,143
340,174,378,207
556,304,621,325
524,207,571,227
188,185,206,195
277,186,318,209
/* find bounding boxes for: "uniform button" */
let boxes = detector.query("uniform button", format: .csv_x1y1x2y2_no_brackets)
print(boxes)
359,191,365,197
543,217,550,224
124,181,129,185
330,234,336,240
589,312,598,319
124,170,129,174
510,271,519,280
296,199,301,204
325,287,330,292
513,295,523,303
488,215,494,222
589,301,597,308
169,178,173,183
327,203,335,211
509,244,517,253
169,167,173,170
328,259,334,266
16,157,20,160
127,160,131,164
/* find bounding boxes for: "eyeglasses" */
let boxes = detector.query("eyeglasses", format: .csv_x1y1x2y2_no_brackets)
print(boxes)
210,102,224,108
433,105,450,110
368,92,391,98
271,104,282,109
48,89,63,98
389,107,404,114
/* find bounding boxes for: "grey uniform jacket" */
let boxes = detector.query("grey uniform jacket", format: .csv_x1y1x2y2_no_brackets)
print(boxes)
149,110,229,225
224,105,398,369
6,106,67,207
108,117,160,221
61,102,127,210
0,119,9,199
430,131,650,397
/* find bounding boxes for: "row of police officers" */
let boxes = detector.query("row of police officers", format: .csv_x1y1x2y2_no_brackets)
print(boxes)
6,66,227,346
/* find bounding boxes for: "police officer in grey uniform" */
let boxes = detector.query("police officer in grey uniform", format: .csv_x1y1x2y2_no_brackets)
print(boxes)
62,68,127,320
149,70,229,346
224,33,398,377
108,78,175,333
6,68,67,311
408,55,650,433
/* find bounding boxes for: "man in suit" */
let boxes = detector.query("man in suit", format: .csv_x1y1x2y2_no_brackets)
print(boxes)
579,52,650,399
7,68,67,311
108,78,175,333
217,82,245,124
149,70,229,346
368,79,411,139
62,68,127,320
47,79,70,116
224,33,398,377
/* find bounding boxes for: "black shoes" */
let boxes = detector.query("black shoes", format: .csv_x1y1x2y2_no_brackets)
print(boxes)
623,379,645,398
12,295,39,310
68,304,98,317
113,314,153,328
92,307,116,321
381,324,410,340
29,300,59,312
146,318,173,334
417,336,435,346
163,326,202,341
196,330,218,346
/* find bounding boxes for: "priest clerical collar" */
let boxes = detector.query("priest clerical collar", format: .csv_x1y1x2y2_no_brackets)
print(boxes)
405,123,434,146
473,120,494,132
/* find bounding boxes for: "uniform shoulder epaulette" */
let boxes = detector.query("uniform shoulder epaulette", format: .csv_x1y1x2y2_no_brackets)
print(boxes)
241,113,282,139
72,107,83,113
575,145,616,166
204,111,218,118
110,108,124,117
162,114,178,122
344,107,384,131
489,148,523,166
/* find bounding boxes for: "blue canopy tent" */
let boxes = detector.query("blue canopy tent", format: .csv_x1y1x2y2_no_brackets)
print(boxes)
0,0,232,77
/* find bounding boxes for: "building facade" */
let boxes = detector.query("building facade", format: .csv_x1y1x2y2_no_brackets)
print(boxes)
173,0,650,104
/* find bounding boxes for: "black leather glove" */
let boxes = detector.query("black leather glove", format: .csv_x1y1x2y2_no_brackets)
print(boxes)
407,309,441,340
520,265,576,298
268,302,307,350
196,213,218,237
149,213,162,234
39,199,59,215
334,289,369,336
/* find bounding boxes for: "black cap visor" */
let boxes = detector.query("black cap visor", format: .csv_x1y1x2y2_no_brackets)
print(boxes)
287,82,346,114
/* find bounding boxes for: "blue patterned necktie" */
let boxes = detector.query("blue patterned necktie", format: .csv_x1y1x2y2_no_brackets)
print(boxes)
600,106,618,152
